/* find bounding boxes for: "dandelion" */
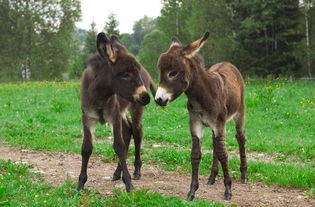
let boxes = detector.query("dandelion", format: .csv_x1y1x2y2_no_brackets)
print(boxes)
35,194,39,198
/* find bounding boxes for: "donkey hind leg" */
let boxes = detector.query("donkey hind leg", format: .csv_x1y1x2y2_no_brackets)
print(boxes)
113,117,133,192
207,130,219,185
130,105,144,180
234,112,247,183
77,115,96,191
214,124,232,200
112,117,132,181
187,120,203,201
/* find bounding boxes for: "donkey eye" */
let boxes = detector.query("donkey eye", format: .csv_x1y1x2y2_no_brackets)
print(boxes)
117,72,130,79
169,71,178,78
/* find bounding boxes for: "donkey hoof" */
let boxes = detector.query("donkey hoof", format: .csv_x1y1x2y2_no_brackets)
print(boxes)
241,177,248,184
207,177,216,185
186,192,195,201
76,184,84,191
126,184,135,192
133,174,141,180
111,174,121,181
224,192,232,200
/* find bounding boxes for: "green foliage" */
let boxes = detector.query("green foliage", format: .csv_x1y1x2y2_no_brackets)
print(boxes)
138,29,169,80
0,80,314,191
68,21,98,79
186,0,235,67
120,16,157,55
0,0,81,81
156,0,313,77
105,189,222,207
157,0,192,42
229,0,303,76
104,13,120,37
120,33,137,54
131,16,157,55
84,21,98,55
0,160,220,206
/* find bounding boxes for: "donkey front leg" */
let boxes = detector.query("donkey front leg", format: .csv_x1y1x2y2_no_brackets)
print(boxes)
187,120,203,201
130,105,144,180
207,130,219,185
112,116,133,192
112,117,132,181
77,114,96,191
214,124,232,200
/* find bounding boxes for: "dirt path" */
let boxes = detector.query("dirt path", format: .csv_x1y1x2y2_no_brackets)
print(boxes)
0,146,313,207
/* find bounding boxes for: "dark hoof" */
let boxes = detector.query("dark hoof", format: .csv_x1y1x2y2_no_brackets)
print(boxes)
241,173,248,184
241,177,248,184
207,176,216,185
112,174,121,181
77,184,84,191
133,173,141,180
224,192,232,200
186,192,195,201
240,167,247,184
126,184,135,193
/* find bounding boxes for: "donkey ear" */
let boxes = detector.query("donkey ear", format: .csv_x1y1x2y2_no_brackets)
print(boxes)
170,36,182,48
96,32,117,63
183,32,209,58
110,35,127,53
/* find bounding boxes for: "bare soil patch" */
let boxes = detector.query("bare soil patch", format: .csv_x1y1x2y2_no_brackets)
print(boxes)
0,145,313,207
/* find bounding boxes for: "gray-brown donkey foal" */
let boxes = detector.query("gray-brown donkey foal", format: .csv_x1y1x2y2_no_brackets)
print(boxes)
77,32,155,192
155,32,247,200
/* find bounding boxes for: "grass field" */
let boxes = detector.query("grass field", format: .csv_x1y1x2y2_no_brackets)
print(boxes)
0,160,220,206
0,80,314,205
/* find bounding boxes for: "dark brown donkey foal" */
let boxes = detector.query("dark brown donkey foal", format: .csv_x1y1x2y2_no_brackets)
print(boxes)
77,32,155,192
155,32,247,200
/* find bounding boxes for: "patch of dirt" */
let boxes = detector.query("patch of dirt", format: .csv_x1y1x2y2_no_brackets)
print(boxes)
0,146,313,207
79,136,295,165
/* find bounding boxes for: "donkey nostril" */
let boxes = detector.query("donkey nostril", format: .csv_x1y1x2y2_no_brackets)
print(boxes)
156,97,167,106
156,97,162,103
139,93,150,105
142,93,149,101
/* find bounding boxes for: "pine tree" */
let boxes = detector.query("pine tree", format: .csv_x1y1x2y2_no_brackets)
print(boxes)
228,0,303,76
84,21,98,55
187,0,235,67
157,0,191,42
104,13,120,37
138,30,169,80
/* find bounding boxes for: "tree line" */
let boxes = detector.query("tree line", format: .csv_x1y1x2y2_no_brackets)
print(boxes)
140,0,315,79
0,0,81,81
0,0,314,81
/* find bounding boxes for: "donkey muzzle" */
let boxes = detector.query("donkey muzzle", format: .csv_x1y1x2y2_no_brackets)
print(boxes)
133,86,150,105
136,92,150,105
155,86,171,106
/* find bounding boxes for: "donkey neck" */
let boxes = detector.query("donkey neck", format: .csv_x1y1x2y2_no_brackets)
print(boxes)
184,62,222,112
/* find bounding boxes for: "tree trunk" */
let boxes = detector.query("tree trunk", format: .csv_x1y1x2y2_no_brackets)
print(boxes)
175,0,179,36
304,1,312,78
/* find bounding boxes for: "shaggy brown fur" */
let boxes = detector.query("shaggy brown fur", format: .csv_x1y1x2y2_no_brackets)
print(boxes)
155,32,247,200
77,33,156,192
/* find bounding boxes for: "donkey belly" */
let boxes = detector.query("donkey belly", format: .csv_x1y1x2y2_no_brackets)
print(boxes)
198,112,217,132
85,108,112,124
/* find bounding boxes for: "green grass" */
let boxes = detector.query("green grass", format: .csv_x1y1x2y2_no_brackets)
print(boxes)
0,80,314,194
0,160,221,207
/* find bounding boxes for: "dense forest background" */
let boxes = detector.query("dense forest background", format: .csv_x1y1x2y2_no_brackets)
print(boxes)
1,0,315,81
